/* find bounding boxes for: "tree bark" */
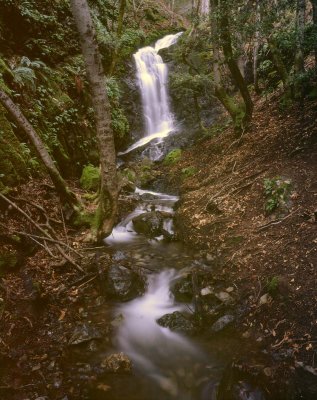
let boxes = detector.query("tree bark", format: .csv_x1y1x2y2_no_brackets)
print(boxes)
0,90,79,210
253,0,260,92
210,0,250,132
219,0,253,127
311,0,317,68
108,0,127,76
70,0,118,240
295,0,306,74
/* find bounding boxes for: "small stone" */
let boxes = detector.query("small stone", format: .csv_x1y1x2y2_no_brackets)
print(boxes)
215,291,234,304
263,367,272,377
68,324,102,345
201,287,213,296
211,315,235,333
259,293,270,305
101,352,132,374
226,287,234,293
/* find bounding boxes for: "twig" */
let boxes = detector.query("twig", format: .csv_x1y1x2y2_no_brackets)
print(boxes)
256,207,299,232
0,194,84,273
60,206,69,249
28,236,57,258
14,231,81,258
77,275,97,289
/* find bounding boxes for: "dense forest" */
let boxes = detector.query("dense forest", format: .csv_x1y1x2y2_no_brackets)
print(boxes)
0,0,317,399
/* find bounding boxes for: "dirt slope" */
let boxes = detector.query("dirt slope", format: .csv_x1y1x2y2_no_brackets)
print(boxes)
166,93,317,369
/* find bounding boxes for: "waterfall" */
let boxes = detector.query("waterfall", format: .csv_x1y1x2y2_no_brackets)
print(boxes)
118,32,182,160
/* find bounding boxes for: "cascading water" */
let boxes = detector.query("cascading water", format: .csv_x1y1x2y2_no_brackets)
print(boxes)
119,32,182,160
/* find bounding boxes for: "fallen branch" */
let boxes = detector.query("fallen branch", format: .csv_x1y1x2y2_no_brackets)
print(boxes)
0,193,84,273
256,207,299,232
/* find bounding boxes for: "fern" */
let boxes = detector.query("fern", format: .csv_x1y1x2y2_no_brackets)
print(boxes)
12,57,47,89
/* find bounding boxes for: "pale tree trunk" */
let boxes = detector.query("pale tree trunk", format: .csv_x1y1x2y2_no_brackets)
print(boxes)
0,90,79,212
253,0,260,92
70,0,118,240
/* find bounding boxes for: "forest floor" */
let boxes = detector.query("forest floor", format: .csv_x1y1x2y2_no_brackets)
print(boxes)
161,92,317,388
0,92,317,399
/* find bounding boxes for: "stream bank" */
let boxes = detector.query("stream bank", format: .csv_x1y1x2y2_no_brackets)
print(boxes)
156,92,317,398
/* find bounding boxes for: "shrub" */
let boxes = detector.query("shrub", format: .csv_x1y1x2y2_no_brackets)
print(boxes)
263,177,291,213
164,149,182,165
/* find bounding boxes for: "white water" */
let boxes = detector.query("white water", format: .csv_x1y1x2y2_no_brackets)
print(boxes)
116,269,206,397
104,188,178,246
118,32,182,160
107,33,209,398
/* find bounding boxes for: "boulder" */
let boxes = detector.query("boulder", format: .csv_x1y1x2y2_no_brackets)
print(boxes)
157,311,197,335
132,211,173,238
101,352,132,374
106,264,144,301
171,278,193,302
211,315,235,333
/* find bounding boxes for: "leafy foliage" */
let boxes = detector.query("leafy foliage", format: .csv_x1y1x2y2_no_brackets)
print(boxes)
263,177,291,213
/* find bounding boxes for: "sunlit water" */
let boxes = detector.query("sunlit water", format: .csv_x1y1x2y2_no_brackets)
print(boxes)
118,32,182,160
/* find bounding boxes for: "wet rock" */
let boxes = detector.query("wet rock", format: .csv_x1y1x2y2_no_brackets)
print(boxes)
132,211,173,238
101,352,132,374
106,264,144,301
217,363,267,400
211,315,235,333
157,311,197,335
69,324,102,346
172,278,193,302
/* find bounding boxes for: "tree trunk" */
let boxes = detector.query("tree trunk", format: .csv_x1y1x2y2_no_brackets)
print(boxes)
295,0,306,74
311,0,317,68
0,90,79,211
108,0,127,76
219,1,253,127
210,0,246,131
253,0,260,92
70,0,118,240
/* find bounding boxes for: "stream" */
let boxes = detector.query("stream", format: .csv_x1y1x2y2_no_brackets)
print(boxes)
84,34,264,399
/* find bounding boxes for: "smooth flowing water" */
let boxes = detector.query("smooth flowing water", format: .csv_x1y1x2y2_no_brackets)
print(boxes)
103,189,229,400
119,32,182,160
95,34,257,400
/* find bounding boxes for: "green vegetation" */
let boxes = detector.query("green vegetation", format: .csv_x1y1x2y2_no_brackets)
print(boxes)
80,164,100,191
164,149,182,165
263,177,292,213
181,166,197,178
267,276,279,296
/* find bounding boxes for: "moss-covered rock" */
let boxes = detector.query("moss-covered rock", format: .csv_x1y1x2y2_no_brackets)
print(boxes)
80,164,100,191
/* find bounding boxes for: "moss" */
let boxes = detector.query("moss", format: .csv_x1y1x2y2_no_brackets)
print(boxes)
181,166,197,178
0,250,19,276
164,149,182,165
121,168,136,183
73,210,95,227
80,164,100,191
0,105,29,187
